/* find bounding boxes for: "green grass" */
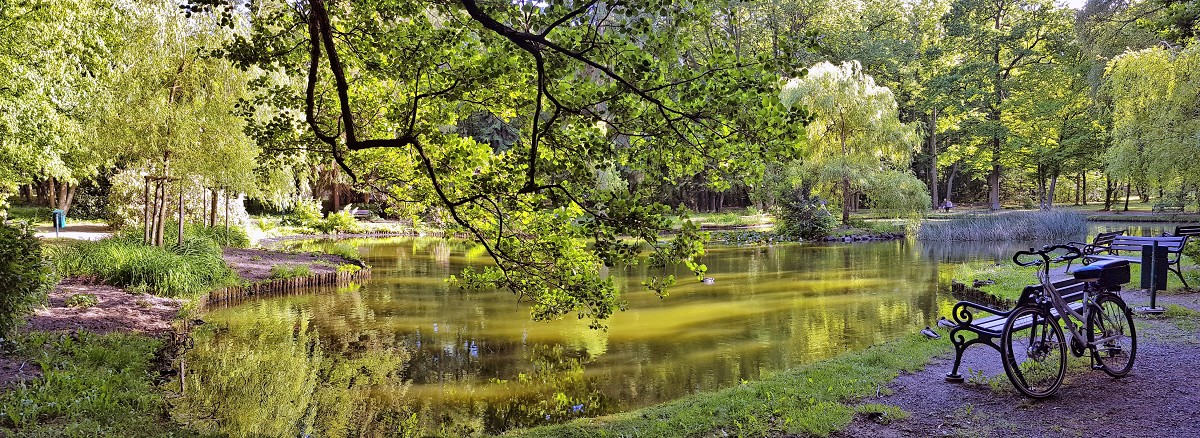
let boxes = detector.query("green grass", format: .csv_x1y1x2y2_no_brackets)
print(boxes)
0,331,206,437
507,332,950,438
51,236,239,298
64,293,98,309
918,210,1087,241
268,264,312,280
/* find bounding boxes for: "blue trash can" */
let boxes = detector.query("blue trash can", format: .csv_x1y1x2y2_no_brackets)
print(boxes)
51,209,66,229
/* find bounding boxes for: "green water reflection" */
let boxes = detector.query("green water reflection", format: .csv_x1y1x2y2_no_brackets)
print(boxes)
181,235,1088,436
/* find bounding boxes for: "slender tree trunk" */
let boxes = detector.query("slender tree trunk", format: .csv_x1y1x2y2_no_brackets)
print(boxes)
1103,176,1113,211
1047,173,1058,210
945,162,960,205
1074,174,1081,206
1082,172,1087,206
144,177,153,245
177,179,185,245
152,180,163,246
224,191,230,236
1123,181,1131,212
62,184,76,214
210,188,219,227
47,177,57,210
20,184,31,203
929,109,939,209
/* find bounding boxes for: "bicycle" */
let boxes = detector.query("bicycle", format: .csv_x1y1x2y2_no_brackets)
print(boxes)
1001,244,1137,398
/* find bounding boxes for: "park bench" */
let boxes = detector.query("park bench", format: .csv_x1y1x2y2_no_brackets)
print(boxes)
1165,224,1200,238
1083,235,1189,288
1063,230,1125,272
349,208,373,220
1152,202,1185,212
944,275,1090,382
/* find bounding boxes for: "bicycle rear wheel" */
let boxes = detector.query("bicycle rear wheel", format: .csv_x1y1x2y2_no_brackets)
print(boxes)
1001,306,1066,398
1088,294,1137,377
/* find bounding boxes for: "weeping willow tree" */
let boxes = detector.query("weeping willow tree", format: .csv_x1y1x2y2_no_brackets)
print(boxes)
1105,45,1200,207
780,61,924,225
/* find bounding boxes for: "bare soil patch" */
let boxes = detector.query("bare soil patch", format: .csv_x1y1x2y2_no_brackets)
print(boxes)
835,289,1200,438
1,278,185,388
222,247,358,282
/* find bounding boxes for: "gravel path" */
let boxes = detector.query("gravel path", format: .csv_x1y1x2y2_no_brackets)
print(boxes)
835,290,1200,438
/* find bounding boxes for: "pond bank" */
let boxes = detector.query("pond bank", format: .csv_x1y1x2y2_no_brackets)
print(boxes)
0,245,366,436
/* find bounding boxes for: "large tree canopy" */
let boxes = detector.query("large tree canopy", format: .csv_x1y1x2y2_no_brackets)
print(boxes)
182,0,807,327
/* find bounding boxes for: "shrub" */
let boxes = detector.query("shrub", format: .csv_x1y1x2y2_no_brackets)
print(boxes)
285,200,323,227
316,211,363,234
0,223,52,338
775,196,836,240
917,210,1087,241
65,293,99,309
53,236,238,298
269,264,312,280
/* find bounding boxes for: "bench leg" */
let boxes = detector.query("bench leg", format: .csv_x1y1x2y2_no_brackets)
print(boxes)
945,331,967,383
1170,265,1190,289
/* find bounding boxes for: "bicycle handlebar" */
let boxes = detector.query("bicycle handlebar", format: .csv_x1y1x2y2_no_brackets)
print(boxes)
1012,244,1083,267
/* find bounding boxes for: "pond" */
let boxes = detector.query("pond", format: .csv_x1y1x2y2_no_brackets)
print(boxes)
176,222,1170,436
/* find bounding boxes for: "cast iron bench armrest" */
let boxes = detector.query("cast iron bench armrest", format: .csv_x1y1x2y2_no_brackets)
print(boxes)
950,300,1011,333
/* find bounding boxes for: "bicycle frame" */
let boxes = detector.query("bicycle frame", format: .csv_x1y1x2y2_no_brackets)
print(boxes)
1032,255,1122,352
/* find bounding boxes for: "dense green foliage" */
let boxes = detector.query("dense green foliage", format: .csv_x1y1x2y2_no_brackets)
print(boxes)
0,331,202,437
0,223,51,338
52,236,238,297
775,196,837,241
917,210,1088,241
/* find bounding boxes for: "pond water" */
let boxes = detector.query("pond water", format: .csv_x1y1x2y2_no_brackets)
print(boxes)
176,222,1170,436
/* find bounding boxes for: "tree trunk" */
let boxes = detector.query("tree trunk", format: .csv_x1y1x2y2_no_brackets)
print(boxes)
1123,181,1131,212
1082,172,1087,206
842,177,851,225
1103,177,1113,211
1047,173,1058,210
144,177,153,245
945,162,959,205
224,191,230,236
210,188,219,227
61,184,76,215
47,178,57,210
929,109,939,209
177,179,185,246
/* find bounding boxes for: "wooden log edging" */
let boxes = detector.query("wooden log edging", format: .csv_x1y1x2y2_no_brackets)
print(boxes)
201,268,371,309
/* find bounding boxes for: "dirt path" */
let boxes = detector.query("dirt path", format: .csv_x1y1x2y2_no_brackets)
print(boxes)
836,290,1200,438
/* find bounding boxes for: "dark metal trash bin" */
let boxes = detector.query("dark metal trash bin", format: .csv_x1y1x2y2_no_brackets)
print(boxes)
51,209,66,229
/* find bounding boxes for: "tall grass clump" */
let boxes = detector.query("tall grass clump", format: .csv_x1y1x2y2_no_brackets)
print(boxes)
53,236,238,298
918,210,1087,241
116,223,249,249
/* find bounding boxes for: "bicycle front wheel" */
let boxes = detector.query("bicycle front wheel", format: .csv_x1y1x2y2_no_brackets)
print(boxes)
1089,294,1137,377
1001,306,1067,398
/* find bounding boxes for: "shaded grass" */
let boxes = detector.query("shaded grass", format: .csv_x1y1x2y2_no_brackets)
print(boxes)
51,236,239,298
918,210,1087,241
0,331,206,437
507,333,950,438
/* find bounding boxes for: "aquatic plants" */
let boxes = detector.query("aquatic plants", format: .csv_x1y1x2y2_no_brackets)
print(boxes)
917,210,1087,241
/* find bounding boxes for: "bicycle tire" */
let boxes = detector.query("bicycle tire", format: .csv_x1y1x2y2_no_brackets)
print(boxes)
1001,306,1067,398
1088,293,1137,377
